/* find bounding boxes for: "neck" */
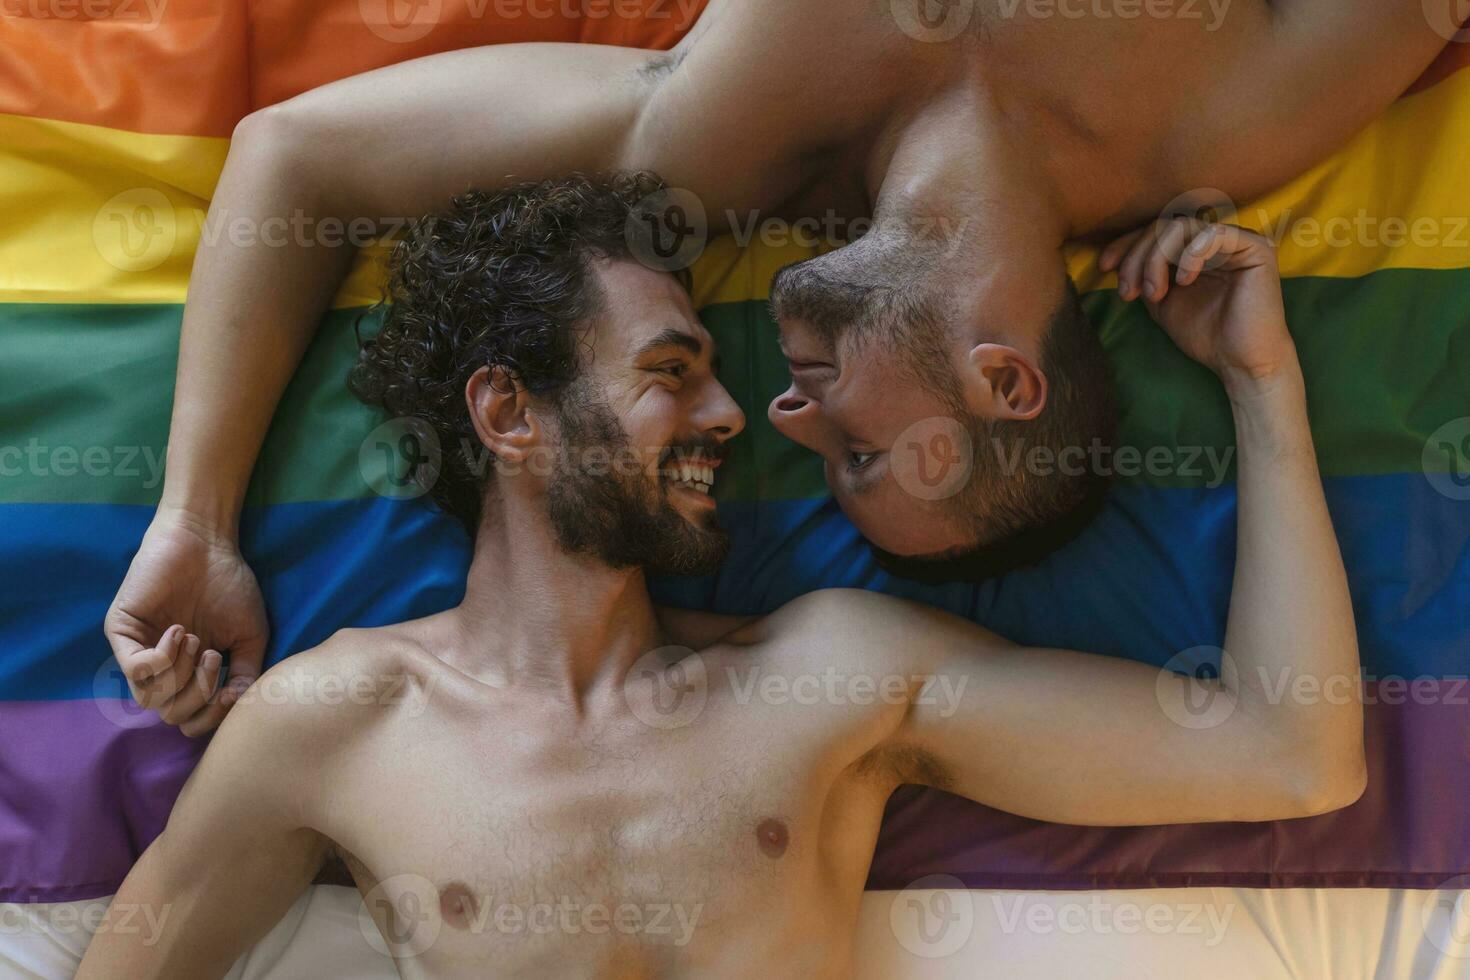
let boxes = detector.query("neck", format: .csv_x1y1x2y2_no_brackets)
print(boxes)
863,85,1074,353
446,492,664,708
863,69,1115,240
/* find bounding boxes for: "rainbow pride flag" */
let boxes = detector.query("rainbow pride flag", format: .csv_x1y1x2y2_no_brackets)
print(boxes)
1,0,1468,905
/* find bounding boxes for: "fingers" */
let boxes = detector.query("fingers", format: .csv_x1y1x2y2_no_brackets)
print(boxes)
175,652,229,738
1114,224,1163,302
1107,217,1273,300
124,624,185,706
134,628,199,710
1141,219,1193,302
155,643,219,726
1174,223,1231,285
1097,228,1145,273
178,665,252,738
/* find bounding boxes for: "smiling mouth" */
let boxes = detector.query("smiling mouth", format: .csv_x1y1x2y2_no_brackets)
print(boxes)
660,453,718,496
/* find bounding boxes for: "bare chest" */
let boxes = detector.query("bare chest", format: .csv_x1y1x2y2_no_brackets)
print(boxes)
319,703,878,978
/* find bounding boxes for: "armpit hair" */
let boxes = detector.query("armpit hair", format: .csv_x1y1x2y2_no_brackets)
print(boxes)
636,50,688,82
850,742,954,792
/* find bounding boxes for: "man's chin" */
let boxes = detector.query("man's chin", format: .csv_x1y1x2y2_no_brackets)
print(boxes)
650,515,729,577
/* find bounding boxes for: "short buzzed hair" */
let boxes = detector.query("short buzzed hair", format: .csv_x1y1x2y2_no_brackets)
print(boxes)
875,278,1117,581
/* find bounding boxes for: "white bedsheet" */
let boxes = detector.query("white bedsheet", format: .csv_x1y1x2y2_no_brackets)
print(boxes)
4,886,1469,979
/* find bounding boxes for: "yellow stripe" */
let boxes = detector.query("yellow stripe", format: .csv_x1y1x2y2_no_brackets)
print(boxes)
5,67,1469,308
1069,68,1470,288
0,114,388,308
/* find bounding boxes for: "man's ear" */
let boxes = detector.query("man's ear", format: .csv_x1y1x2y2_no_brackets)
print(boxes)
964,343,1047,421
466,365,540,461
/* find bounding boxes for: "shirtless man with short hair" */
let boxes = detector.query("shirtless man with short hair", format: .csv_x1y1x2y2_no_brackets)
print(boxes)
82,174,1364,979
102,1,1448,726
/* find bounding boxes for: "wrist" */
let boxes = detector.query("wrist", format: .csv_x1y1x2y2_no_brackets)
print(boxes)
1225,361,1315,459
1219,349,1303,404
156,486,243,543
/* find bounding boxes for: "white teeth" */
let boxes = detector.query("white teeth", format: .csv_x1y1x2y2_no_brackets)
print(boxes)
661,456,715,494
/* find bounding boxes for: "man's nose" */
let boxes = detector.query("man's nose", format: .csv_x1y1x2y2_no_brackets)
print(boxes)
767,383,822,450
700,379,746,442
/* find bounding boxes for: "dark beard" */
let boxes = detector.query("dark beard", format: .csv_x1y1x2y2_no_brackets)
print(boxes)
545,382,729,576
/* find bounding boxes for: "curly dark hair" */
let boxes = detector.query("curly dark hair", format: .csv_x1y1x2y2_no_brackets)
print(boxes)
348,171,678,532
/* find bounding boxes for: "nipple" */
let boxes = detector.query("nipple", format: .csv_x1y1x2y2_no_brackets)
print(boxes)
439,881,479,930
756,818,789,858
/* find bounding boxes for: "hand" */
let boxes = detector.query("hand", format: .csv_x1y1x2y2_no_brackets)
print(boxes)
1099,218,1298,389
104,507,269,736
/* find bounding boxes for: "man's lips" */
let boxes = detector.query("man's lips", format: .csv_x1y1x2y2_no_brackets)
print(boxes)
659,452,722,497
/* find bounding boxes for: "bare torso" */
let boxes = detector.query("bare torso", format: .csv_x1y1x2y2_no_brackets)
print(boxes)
308,613,913,979
625,0,1446,233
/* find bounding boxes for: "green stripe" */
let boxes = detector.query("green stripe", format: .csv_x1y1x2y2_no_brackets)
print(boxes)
1090,268,1470,486
2,266,1467,506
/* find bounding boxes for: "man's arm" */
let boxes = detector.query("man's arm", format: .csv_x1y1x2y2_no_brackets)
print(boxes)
846,220,1364,826
106,42,662,734
76,656,336,978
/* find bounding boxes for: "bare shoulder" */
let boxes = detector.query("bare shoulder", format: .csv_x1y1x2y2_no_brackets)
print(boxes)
723,588,1009,677
228,620,441,753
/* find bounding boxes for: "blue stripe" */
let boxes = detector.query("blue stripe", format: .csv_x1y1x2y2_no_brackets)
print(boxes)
2,473,1467,702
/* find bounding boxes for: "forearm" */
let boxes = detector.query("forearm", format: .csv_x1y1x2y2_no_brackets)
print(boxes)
1221,361,1364,781
159,124,353,533
159,43,651,533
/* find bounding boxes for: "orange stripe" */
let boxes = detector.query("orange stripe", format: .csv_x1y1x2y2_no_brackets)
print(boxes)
0,0,251,137
0,0,703,137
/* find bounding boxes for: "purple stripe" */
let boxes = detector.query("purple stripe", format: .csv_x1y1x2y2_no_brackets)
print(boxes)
0,700,201,903
4,683,1468,903
868,680,1470,890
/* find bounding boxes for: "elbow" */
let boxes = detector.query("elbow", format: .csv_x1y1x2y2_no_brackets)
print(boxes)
229,102,322,188
231,103,302,153
1281,751,1368,818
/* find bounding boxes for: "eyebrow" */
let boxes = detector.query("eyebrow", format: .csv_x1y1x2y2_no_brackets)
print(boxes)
633,329,703,360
